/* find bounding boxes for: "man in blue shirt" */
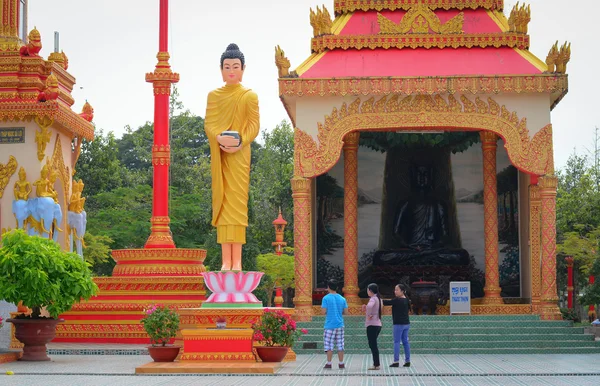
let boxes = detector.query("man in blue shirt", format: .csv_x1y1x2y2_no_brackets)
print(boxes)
321,279,348,369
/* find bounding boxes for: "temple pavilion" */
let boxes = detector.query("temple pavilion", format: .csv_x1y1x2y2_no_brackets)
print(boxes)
276,0,570,321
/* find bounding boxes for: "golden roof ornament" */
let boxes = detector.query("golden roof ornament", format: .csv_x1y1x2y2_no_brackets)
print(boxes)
378,5,464,34
310,5,333,37
275,45,298,78
79,100,94,122
19,27,42,57
61,51,69,70
546,41,571,74
508,2,531,34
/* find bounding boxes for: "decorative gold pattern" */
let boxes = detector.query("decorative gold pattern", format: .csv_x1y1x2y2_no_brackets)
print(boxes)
480,132,502,304
291,176,313,321
343,132,361,306
34,115,53,161
546,41,571,74
529,184,542,313
333,0,504,14
310,5,333,37
311,303,533,316
539,175,561,320
294,95,554,178
311,33,529,52
0,155,17,198
508,2,530,34
179,353,256,362
0,101,94,140
278,75,569,107
145,51,180,95
151,144,171,166
377,7,463,34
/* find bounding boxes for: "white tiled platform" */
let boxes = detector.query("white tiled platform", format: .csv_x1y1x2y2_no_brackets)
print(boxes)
0,354,599,385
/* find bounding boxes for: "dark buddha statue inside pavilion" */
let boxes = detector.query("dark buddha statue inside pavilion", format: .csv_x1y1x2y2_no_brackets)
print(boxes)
374,163,469,267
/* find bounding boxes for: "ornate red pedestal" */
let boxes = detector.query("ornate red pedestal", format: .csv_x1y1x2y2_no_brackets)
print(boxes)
55,249,206,343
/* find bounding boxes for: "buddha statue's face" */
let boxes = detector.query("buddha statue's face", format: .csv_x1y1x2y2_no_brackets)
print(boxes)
415,166,432,189
221,59,244,85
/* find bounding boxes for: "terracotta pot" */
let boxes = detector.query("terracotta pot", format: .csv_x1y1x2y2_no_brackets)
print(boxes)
147,345,181,362
255,346,289,362
7,318,64,361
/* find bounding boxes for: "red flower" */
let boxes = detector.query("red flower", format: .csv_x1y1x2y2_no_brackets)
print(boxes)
301,328,308,334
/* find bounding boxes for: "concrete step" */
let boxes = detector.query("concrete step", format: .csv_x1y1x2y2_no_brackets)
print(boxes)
300,332,595,342
297,320,572,328
296,340,600,350
309,315,542,321
293,347,600,355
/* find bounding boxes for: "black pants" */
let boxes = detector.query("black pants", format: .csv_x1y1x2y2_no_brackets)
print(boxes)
367,325,382,366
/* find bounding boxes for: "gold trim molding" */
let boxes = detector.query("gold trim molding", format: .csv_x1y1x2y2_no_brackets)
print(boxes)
377,7,463,34
311,33,529,52
334,0,504,14
294,94,554,178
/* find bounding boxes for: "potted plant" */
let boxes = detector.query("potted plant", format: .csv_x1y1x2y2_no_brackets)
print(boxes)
0,229,98,361
141,304,181,362
252,309,307,362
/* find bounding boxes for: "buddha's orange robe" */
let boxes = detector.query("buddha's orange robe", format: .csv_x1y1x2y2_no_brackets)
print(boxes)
205,83,260,244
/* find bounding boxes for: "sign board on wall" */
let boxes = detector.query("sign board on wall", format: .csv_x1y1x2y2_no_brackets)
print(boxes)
0,128,25,143
450,281,471,314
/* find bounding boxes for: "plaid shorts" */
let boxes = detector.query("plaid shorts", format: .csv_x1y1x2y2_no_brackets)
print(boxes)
323,327,345,352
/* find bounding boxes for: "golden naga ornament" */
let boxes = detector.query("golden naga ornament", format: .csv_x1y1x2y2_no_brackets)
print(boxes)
508,2,531,34
274,45,297,78
0,156,18,198
310,5,333,37
378,5,464,34
13,167,32,201
546,41,571,74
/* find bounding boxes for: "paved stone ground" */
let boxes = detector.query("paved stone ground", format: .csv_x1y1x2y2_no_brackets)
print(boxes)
0,301,16,349
0,354,599,385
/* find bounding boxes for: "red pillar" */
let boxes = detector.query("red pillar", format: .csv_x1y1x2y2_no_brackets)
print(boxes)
565,256,574,309
144,0,179,248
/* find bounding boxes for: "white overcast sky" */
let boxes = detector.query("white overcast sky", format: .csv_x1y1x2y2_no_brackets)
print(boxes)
30,0,598,168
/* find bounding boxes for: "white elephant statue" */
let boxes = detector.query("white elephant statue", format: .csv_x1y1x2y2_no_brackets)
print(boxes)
27,197,63,242
67,210,87,257
12,199,30,229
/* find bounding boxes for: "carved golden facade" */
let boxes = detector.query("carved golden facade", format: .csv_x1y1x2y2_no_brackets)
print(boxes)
377,6,463,34
294,94,554,178
0,155,17,198
333,0,504,14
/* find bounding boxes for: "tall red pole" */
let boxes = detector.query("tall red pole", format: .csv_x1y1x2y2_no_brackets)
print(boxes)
145,0,179,248
565,256,574,309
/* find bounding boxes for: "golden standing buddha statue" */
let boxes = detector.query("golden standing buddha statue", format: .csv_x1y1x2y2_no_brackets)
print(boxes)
13,167,32,200
205,43,260,271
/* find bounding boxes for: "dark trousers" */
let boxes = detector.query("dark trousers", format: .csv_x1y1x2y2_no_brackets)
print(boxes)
367,325,382,366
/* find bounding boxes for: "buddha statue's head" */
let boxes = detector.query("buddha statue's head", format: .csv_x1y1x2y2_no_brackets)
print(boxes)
220,43,245,85
411,164,433,192
18,167,26,181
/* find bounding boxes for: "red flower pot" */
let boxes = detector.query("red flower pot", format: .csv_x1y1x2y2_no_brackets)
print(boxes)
255,346,289,362
147,345,181,362
8,318,64,361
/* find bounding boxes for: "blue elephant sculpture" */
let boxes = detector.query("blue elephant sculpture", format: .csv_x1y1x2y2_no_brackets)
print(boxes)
12,199,30,229
68,210,87,257
27,197,63,242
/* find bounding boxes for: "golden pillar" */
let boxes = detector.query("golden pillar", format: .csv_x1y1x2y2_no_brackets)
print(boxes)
480,131,502,304
342,132,361,309
539,175,561,320
291,176,313,321
529,183,542,313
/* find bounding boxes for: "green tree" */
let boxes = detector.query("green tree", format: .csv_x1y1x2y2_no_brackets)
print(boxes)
82,232,113,276
257,252,295,307
249,121,295,252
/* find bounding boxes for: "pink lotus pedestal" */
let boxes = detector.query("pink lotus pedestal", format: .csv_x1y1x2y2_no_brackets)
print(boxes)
201,271,264,308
